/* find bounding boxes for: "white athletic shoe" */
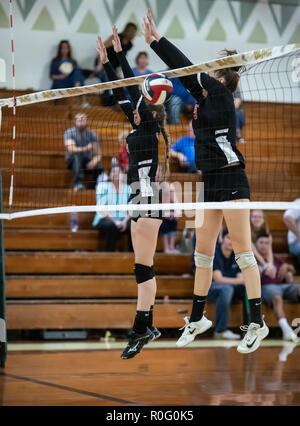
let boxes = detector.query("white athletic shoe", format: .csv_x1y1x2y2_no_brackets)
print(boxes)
176,316,212,348
214,329,241,340
237,321,269,354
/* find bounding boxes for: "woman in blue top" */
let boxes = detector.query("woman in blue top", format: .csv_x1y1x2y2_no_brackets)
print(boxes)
50,40,85,89
93,166,132,252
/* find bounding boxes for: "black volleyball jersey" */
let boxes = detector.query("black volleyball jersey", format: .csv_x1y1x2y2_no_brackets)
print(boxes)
125,113,159,196
103,52,159,198
151,37,245,173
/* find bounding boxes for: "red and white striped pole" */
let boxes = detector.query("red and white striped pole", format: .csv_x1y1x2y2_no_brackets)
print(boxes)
8,0,16,206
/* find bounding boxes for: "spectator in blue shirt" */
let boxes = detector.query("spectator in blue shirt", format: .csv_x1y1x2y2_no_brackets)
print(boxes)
207,228,246,340
50,40,85,89
132,51,153,77
170,121,197,172
166,77,195,125
64,113,102,191
93,166,132,252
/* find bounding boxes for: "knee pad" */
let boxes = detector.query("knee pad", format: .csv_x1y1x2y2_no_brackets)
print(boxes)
194,251,214,268
134,263,155,284
235,251,257,270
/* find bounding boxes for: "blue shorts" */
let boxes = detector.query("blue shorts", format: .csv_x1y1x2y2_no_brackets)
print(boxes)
261,284,300,307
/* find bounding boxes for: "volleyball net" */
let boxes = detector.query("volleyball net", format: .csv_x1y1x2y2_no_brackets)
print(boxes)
0,43,300,220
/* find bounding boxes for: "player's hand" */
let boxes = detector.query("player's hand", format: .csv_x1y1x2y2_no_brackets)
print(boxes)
142,18,155,45
112,26,122,53
85,143,93,152
146,8,162,41
96,36,109,64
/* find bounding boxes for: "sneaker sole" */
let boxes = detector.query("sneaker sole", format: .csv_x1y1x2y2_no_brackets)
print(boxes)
176,320,212,348
237,327,269,354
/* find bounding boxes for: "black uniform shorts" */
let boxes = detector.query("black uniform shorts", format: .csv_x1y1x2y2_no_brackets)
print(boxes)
201,164,250,202
129,189,164,222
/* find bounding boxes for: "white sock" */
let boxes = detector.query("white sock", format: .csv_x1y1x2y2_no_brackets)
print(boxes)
278,318,292,336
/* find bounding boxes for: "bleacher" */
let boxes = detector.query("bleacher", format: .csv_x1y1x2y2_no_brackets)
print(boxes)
0,90,299,332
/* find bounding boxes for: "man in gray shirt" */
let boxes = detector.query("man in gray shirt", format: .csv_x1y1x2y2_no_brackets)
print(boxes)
64,113,102,191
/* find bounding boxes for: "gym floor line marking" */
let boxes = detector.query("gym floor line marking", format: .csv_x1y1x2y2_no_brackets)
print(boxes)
6,339,299,352
0,372,143,406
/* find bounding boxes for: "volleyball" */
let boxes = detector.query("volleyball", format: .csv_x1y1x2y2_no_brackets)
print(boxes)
141,73,173,105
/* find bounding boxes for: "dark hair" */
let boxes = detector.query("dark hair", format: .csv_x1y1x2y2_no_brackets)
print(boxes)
215,49,243,93
147,104,170,177
135,51,148,64
56,40,76,65
121,22,138,39
255,232,270,242
221,227,229,238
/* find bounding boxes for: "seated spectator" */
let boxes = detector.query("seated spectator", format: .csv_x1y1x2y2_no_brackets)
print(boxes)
234,88,246,143
93,166,132,252
170,121,197,173
117,130,129,172
166,77,195,125
64,113,102,191
208,228,246,340
283,199,300,265
255,233,299,342
50,40,85,89
132,51,153,76
251,210,275,277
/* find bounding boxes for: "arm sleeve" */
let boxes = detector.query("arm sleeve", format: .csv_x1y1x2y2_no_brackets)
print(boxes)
150,38,203,101
103,61,135,127
116,51,153,123
50,59,58,78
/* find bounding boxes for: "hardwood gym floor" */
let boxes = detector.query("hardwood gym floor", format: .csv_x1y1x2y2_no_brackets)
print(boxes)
1,340,299,406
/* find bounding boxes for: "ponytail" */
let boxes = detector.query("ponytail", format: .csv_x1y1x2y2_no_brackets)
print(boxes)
148,104,170,178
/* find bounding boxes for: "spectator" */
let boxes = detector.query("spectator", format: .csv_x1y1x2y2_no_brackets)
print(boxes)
132,51,153,76
64,113,102,191
251,210,275,278
208,228,246,340
255,233,299,342
166,77,195,125
234,88,246,143
283,199,300,265
117,130,129,172
170,121,197,173
50,40,85,89
104,23,137,70
92,166,132,252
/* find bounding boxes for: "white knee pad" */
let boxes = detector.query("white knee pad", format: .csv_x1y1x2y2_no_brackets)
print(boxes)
194,251,214,268
235,251,257,270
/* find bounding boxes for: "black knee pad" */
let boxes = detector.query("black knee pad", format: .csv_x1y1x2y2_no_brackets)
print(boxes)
134,264,155,284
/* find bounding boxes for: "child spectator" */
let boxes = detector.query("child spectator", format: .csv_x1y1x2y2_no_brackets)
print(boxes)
93,166,132,252
132,51,153,77
117,130,129,172
255,233,299,342
250,210,275,278
283,199,300,266
64,113,102,191
208,228,246,340
170,121,197,173
166,77,195,125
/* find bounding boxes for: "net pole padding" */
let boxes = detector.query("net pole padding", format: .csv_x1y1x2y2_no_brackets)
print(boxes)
0,201,299,221
1,43,299,108
0,171,7,368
